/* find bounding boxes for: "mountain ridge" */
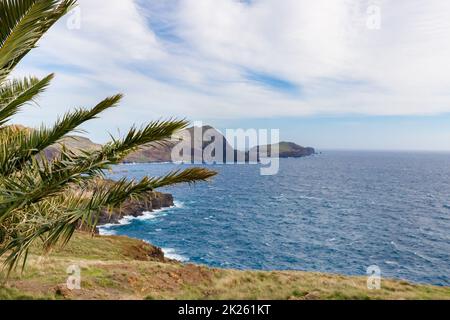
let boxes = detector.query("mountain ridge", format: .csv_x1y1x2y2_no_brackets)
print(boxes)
126,125,316,162
12,124,316,163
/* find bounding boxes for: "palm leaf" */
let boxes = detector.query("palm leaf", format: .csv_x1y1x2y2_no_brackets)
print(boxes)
0,94,122,175
0,0,76,83
0,74,53,125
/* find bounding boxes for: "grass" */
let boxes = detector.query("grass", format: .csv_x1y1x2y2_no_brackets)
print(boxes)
1,232,449,300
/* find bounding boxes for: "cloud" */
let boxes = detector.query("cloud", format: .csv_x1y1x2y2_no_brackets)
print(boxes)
11,0,450,141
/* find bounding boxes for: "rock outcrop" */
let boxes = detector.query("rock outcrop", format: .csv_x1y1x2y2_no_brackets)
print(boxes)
97,191,174,225
252,142,315,158
44,136,102,159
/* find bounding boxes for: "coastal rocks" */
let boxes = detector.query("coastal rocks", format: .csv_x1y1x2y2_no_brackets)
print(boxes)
123,240,166,262
96,191,174,225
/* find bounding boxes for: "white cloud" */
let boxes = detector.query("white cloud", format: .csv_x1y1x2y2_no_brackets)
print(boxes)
11,0,450,141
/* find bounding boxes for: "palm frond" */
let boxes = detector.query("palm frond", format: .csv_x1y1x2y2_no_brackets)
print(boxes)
28,94,123,152
107,119,189,157
0,119,214,221
0,0,76,83
0,94,122,175
146,168,218,189
0,74,53,125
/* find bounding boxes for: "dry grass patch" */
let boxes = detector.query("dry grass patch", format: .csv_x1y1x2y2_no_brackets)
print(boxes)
1,232,449,300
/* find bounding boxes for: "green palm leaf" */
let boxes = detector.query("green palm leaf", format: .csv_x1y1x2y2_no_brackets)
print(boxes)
0,74,53,125
0,0,75,83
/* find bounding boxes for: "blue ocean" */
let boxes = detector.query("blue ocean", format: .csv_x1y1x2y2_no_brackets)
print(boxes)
100,151,450,286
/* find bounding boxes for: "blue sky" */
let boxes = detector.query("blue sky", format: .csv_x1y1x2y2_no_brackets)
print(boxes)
11,0,450,151
215,115,450,151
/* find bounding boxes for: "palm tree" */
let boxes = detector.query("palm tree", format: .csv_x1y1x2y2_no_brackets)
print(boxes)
0,0,216,273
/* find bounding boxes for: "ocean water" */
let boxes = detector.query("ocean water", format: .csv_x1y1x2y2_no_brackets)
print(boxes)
99,151,450,286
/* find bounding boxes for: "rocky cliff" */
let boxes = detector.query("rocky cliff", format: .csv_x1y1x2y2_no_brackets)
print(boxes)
44,136,102,159
97,191,174,226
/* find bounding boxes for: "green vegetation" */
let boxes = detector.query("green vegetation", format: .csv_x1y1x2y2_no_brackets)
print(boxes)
0,0,215,273
253,141,315,158
1,232,449,300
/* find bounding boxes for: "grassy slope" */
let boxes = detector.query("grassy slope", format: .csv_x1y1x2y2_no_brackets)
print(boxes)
1,232,449,300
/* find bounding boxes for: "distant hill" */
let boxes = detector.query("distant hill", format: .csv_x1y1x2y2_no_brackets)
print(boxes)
252,142,315,158
125,126,315,162
13,125,314,163
124,125,245,163
44,136,101,159
123,143,174,163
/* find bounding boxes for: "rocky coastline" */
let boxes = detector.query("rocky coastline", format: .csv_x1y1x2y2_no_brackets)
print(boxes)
96,191,174,226
92,191,174,261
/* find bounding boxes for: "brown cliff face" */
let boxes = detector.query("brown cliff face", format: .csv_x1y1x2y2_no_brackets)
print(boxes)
44,136,102,159
71,179,174,232
122,125,239,163
122,143,174,163
97,191,174,225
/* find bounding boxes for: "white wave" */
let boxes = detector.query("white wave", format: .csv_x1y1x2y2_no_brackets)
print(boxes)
162,248,190,262
98,201,184,235
136,210,161,221
118,215,136,225
97,216,134,235
390,241,399,250
173,200,184,208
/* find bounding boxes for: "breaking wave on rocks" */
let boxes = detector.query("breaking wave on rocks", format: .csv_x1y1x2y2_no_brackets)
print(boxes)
162,248,190,262
98,201,184,236
98,201,189,262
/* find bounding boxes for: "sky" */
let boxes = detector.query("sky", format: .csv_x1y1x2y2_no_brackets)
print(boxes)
11,0,450,151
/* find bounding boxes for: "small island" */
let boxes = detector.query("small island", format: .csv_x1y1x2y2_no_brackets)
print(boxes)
252,141,316,158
